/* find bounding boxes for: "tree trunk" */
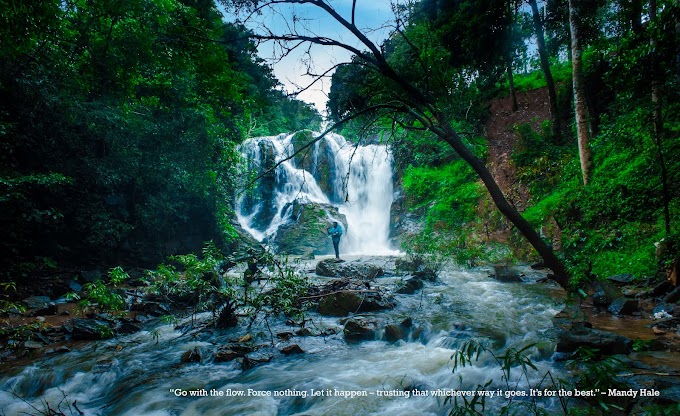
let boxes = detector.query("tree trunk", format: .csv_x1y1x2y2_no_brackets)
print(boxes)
438,122,570,289
568,0,593,186
650,0,671,235
507,0,518,112
528,0,560,133
630,0,644,35
507,65,518,112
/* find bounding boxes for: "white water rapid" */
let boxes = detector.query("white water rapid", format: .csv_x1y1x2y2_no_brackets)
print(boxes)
236,132,396,255
0,264,565,415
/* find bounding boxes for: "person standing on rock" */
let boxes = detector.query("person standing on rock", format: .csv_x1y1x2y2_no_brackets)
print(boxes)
327,221,343,260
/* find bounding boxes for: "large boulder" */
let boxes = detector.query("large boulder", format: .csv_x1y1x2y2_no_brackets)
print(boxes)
592,281,624,307
343,318,378,341
316,259,384,279
66,318,116,340
555,324,632,356
317,289,396,316
270,200,347,256
608,297,639,315
491,264,522,282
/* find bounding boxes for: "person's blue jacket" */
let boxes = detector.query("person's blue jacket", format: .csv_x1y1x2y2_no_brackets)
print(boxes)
328,224,343,242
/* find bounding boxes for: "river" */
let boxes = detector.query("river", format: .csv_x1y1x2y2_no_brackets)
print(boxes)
0,257,566,415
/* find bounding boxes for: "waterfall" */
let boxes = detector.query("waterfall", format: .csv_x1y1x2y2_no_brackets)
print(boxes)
236,131,396,255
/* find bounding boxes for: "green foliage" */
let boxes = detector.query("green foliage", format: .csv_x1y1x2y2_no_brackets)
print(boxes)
248,255,310,321
564,347,627,413
446,341,662,415
0,281,25,318
402,160,494,265
0,0,318,276
447,340,545,415
504,61,572,93
145,242,311,327
73,267,130,313
147,241,230,307
513,95,679,283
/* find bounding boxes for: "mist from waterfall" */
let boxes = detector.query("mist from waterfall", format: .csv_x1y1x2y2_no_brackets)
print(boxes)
236,132,396,255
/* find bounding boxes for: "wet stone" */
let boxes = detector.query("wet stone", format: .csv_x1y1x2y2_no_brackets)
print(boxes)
343,318,377,342
46,346,71,355
606,273,636,285
67,318,115,340
130,301,170,317
23,341,43,350
22,296,51,310
555,325,632,356
592,281,623,307
241,351,273,370
491,264,522,282
279,344,304,355
180,347,201,363
317,290,396,316
315,259,384,279
33,302,58,316
396,278,424,294
295,327,314,337
383,324,407,343
608,297,639,316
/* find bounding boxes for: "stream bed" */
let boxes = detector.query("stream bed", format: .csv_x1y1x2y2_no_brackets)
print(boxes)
1,257,566,415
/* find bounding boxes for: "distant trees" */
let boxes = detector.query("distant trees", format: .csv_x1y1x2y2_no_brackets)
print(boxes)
0,0,319,274
528,0,560,131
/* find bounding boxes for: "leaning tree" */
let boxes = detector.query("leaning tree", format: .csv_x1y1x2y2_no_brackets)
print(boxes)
224,0,571,289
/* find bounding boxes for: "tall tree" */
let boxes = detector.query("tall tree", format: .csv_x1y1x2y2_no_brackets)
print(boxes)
528,0,560,132
649,0,671,234
568,0,593,186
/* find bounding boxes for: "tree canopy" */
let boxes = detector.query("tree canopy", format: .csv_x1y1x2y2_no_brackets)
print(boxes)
0,0,320,277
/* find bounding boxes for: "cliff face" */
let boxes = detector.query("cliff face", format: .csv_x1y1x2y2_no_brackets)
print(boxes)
485,88,552,209
482,87,561,253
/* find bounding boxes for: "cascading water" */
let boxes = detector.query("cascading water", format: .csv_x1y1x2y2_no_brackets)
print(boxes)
0,265,565,415
236,132,396,255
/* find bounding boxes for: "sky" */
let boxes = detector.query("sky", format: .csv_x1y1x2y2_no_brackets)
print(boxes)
224,0,398,114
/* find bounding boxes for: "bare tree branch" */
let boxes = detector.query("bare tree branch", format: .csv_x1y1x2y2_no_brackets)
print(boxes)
237,103,403,196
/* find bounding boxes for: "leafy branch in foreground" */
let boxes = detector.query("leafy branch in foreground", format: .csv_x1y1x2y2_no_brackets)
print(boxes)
67,266,130,314
447,340,545,416
447,340,680,415
144,242,310,331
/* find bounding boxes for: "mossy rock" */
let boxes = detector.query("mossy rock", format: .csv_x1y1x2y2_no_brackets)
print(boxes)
271,199,347,255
